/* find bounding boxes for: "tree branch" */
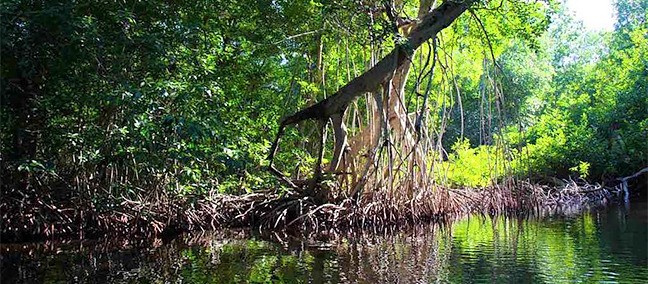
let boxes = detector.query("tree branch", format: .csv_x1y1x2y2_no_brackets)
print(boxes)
267,0,476,183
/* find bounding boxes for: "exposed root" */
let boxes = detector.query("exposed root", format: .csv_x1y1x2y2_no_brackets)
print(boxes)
0,179,623,242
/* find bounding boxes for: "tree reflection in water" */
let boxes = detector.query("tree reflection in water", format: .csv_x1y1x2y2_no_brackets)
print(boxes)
2,203,646,283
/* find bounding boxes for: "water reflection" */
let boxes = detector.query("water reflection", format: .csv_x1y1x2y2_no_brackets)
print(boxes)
2,202,647,283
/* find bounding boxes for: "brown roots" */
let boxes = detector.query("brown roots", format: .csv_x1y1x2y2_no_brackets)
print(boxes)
0,179,624,242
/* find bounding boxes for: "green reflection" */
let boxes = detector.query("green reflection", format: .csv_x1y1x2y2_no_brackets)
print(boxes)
2,204,647,283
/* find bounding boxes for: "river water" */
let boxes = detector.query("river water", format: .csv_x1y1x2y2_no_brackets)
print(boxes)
2,202,647,283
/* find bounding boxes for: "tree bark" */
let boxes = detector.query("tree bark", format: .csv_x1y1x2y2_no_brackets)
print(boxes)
276,0,470,124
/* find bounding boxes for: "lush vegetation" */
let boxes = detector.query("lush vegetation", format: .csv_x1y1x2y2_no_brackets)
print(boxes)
1,0,646,238
434,2,647,186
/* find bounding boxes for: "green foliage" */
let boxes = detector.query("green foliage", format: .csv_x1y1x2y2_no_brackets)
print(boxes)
518,5,648,180
436,0,647,185
434,139,509,187
0,0,330,197
0,0,644,198
570,161,591,179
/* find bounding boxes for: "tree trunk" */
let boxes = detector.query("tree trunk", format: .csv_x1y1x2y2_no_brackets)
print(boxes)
268,0,474,194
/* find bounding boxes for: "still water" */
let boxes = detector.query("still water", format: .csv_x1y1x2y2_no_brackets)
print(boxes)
2,202,647,283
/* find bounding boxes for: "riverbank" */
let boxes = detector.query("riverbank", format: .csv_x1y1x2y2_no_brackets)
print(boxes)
1,179,631,243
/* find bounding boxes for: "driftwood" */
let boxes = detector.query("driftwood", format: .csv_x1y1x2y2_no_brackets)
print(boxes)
267,0,474,191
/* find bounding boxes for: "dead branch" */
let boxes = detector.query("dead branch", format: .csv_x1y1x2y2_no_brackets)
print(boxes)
619,167,648,182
